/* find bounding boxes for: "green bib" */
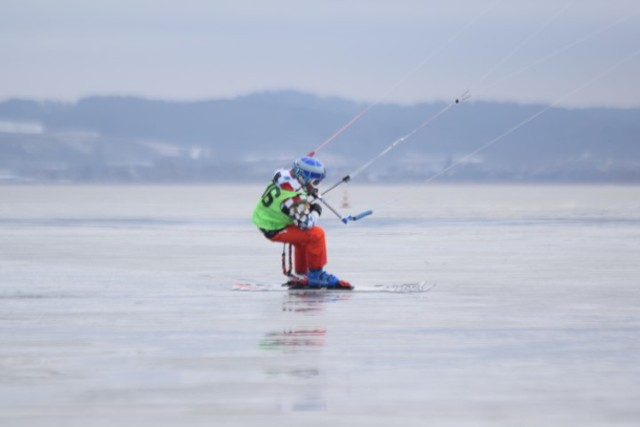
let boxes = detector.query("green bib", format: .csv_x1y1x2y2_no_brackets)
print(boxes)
252,182,304,230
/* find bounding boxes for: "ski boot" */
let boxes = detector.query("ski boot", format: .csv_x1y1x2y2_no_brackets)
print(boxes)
305,269,353,290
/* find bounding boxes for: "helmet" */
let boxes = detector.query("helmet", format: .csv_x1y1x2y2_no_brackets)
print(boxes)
293,156,326,186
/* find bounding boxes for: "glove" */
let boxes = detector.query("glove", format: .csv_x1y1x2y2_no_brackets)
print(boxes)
300,211,320,230
310,203,322,216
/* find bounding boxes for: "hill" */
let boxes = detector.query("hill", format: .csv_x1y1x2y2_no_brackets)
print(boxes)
1,91,639,183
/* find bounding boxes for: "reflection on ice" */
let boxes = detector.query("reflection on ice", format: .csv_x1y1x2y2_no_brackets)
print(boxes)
257,293,347,414
260,329,327,349
281,290,352,313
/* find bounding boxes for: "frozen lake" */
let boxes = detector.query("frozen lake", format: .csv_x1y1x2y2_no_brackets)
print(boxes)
1,184,640,426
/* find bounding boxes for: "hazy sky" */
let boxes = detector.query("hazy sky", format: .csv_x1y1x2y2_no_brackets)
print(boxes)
1,0,639,107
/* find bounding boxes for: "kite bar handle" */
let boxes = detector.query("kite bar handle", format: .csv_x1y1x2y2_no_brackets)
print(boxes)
341,209,373,224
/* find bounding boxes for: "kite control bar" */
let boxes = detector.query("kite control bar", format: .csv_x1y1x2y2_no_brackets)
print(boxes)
317,196,373,225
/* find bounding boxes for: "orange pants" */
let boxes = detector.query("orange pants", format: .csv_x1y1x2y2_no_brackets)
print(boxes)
268,226,327,274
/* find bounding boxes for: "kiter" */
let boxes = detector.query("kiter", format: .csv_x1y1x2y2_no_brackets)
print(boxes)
251,156,351,289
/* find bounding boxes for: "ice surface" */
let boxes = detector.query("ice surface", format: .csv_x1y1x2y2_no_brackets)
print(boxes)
1,185,640,426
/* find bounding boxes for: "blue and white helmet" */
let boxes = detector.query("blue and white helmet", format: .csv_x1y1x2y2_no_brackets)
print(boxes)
293,156,326,186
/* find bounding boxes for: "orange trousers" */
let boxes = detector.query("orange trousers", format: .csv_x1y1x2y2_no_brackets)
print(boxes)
268,226,327,274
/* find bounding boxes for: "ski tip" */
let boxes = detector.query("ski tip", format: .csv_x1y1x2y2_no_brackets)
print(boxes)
337,280,354,290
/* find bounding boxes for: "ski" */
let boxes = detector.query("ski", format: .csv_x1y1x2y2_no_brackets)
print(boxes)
233,279,353,292
233,280,434,293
